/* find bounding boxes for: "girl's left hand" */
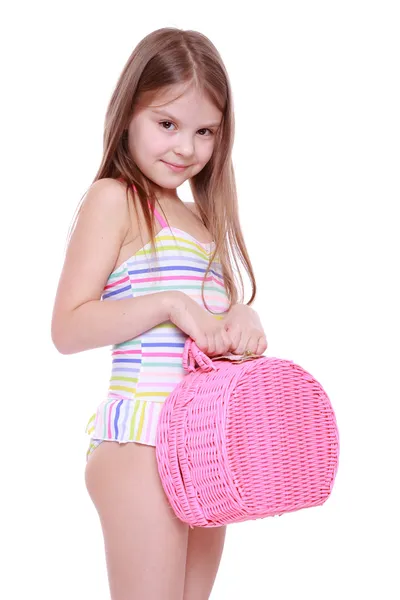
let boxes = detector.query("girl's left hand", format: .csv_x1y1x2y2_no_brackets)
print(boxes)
221,304,268,356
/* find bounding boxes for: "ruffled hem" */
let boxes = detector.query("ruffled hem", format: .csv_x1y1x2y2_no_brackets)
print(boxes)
85,397,164,447
85,436,156,462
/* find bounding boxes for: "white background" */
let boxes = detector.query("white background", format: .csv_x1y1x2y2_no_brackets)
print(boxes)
2,1,399,598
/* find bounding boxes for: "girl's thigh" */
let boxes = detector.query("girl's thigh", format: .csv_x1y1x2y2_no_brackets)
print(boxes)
84,440,189,600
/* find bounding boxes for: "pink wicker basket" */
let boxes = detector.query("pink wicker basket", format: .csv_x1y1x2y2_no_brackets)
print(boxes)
155,338,339,528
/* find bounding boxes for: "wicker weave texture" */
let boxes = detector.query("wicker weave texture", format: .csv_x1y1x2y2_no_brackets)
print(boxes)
156,339,339,528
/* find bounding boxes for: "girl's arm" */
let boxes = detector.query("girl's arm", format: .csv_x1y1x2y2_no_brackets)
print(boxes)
51,178,181,355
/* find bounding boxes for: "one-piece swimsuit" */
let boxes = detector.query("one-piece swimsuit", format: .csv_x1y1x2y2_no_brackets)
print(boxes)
85,186,230,460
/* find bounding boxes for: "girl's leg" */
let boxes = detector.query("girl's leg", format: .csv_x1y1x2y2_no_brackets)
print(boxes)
84,440,189,600
182,525,227,600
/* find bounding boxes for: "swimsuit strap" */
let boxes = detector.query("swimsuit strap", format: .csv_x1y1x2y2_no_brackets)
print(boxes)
151,204,168,229
116,177,168,229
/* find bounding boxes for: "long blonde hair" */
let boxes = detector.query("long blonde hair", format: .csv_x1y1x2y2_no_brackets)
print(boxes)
68,27,257,310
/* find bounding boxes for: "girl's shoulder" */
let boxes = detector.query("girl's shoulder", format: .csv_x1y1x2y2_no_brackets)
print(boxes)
84,177,132,226
88,176,130,201
76,177,133,257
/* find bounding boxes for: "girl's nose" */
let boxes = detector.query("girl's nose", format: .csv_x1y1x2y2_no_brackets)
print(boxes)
173,135,195,157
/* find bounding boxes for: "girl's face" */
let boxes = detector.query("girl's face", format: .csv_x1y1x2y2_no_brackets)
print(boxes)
127,83,223,197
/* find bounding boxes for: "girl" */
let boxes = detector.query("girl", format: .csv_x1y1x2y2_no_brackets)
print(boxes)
51,27,267,600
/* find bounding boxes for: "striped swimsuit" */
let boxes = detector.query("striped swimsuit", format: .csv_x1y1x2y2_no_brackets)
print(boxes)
85,193,231,461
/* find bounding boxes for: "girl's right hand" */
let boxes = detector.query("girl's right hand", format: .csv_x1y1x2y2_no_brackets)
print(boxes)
168,292,232,357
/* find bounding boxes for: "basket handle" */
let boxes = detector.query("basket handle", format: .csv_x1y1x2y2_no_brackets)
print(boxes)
182,338,218,373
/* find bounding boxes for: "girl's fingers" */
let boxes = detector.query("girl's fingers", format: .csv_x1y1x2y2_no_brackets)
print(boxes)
208,327,229,356
226,328,241,353
219,328,232,355
223,321,268,356
212,327,232,356
255,334,268,356
237,332,266,356
231,331,248,355
208,332,218,356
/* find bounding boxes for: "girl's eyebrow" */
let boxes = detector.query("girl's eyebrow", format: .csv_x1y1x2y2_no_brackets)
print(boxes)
151,108,221,128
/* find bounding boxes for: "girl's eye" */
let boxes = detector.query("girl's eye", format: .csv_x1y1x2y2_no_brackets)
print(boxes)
160,121,176,131
159,121,214,136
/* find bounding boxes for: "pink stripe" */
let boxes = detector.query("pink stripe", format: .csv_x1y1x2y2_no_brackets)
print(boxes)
144,401,155,443
104,275,130,290
112,349,142,355
210,278,225,289
140,371,181,378
107,401,116,438
134,275,215,284
136,382,176,388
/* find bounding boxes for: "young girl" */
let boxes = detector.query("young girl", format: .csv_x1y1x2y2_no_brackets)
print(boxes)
51,27,267,600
